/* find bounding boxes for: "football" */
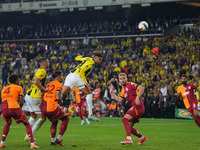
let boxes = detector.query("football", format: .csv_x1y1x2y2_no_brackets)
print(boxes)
138,21,149,31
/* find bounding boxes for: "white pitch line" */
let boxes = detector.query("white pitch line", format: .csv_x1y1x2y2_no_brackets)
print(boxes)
0,123,193,129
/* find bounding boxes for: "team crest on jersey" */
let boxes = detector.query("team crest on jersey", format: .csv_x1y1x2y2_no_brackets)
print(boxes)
188,86,191,89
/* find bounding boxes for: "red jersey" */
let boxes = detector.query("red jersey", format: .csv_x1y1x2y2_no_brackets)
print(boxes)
120,82,143,106
177,83,198,109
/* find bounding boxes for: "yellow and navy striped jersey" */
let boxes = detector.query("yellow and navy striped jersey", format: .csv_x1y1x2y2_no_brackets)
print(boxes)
27,68,47,98
71,56,95,83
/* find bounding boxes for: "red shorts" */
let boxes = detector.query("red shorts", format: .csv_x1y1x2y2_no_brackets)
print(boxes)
187,102,198,117
76,100,87,111
44,106,65,120
126,104,145,124
2,108,28,124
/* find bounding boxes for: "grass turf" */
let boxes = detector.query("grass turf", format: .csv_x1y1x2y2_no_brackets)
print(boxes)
0,117,199,150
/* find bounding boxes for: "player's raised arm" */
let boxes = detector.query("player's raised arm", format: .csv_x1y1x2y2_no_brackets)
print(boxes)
136,85,145,105
109,84,124,103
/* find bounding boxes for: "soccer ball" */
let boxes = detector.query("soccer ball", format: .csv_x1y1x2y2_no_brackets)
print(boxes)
138,21,148,31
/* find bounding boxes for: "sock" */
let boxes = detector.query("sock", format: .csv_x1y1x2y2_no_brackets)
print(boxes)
32,118,45,135
57,134,62,141
28,117,36,128
86,94,93,116
25,123,34,143
122,118,131,137
81,120,84,123
127,136,132,140
50,120,58,139
1,120,12,142
131,127,142,138
51,138,56,143
140,136,144,140
1,141,5,144
78,110,83,120
59,117,69,136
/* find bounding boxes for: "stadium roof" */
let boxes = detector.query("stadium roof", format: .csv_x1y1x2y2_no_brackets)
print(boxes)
0,0,198,13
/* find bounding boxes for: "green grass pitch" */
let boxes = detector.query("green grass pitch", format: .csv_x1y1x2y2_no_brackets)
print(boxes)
0,117,199,150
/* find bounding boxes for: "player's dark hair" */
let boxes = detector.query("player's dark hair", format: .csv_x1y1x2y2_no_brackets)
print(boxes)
181,74,187,78
52,70,62,79
94,53,102,58
9,74,19,84
39,57,48,64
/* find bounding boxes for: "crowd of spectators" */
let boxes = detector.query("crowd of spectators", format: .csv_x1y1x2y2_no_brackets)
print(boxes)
0,18,200,118
0,16,182,40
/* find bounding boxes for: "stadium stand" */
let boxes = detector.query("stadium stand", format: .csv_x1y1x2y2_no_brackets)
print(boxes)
0,1,200,118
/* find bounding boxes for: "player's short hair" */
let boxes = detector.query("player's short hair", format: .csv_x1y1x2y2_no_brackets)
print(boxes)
94,53,102,58
52,70,62,79
39,57,48,64
9,74,19,84
118,73,127,78
181,74,187,78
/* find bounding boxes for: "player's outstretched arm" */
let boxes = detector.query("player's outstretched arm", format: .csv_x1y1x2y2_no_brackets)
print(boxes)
109,84,123,103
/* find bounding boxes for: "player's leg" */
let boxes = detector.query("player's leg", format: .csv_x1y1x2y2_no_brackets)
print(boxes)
15,108,39,149
49,119,58,145
23,121,39,149
0,119,12,147
56,115,69,146
82,101,90,125
24,95,37,141
32,113,46,135
82,88,100,121
25,95,37,127
190,102,200,128
120,113,133,144
130,120,147,145
193,109,200,127
77,103,84,125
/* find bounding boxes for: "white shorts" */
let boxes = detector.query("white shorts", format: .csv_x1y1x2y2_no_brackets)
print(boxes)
25,94,42,114
64,73,86,90
198,103,200,110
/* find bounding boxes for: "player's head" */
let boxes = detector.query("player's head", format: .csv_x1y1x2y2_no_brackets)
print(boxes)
52,70,63,83
9,74,20,85
39,57,49,70
93,53,103,64
181,74,187,85
118,73,127,86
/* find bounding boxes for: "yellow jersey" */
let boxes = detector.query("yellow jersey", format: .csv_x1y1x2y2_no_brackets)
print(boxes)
71,56,95,83
27,68,47,98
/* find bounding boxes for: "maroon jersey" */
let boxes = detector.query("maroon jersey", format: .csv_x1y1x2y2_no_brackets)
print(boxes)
120,82,143,106
177,83,198,109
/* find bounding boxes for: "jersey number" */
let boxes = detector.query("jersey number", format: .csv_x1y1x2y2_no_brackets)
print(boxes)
77,60,86,73
4,87,11,94
48,85,55,94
